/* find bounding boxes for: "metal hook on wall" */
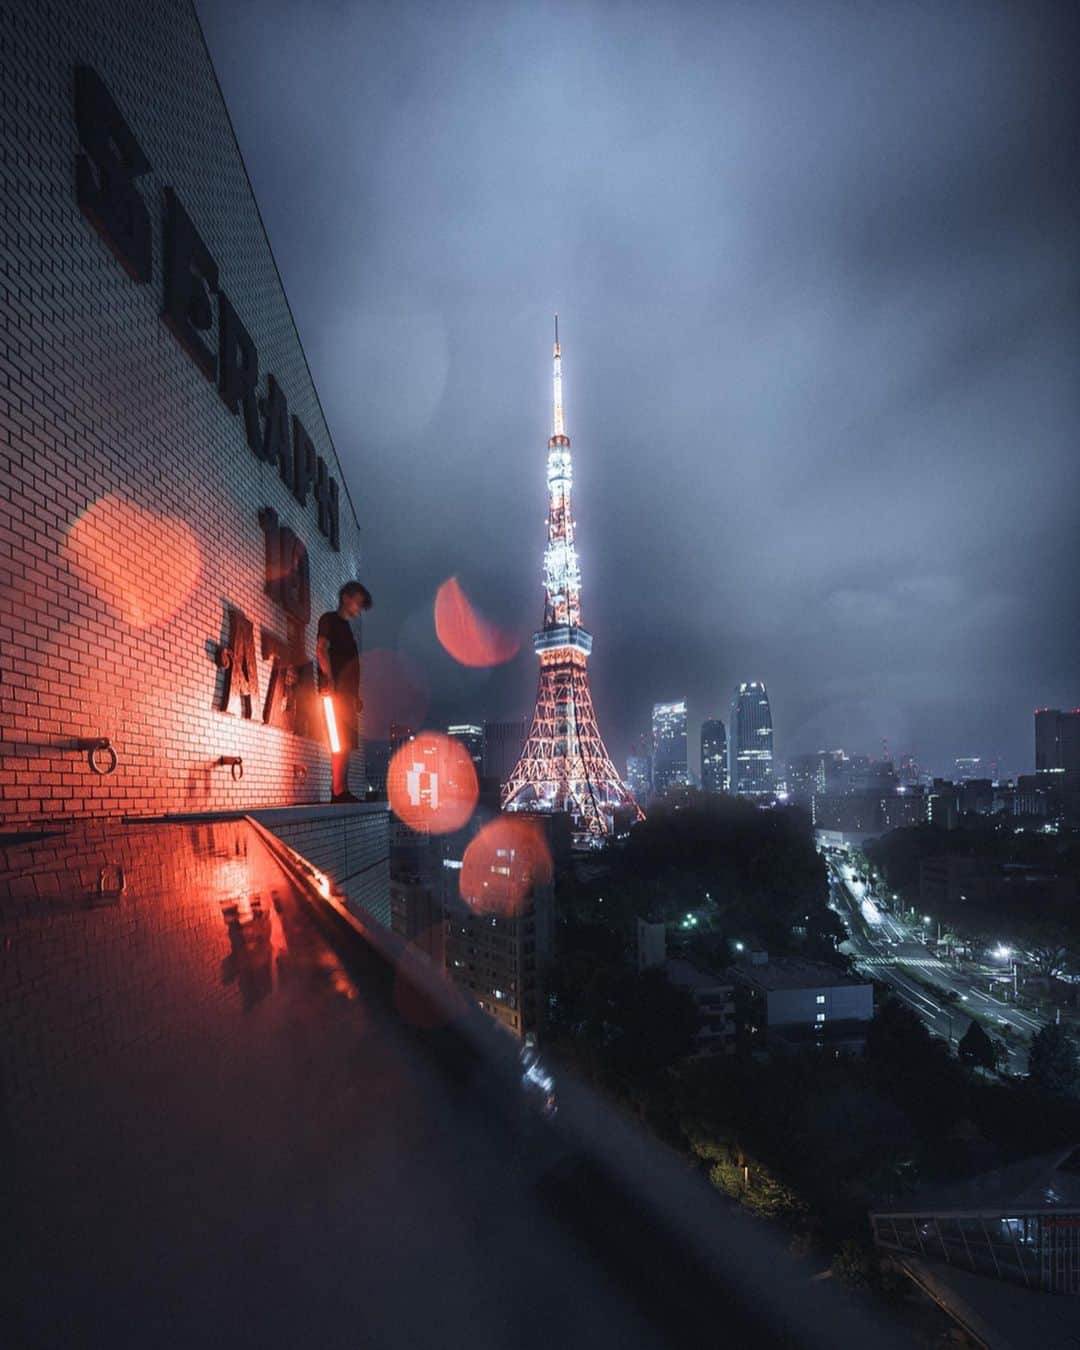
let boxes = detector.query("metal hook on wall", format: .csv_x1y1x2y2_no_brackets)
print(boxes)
77,737,118,775
97,865,127,897
218,755,244,782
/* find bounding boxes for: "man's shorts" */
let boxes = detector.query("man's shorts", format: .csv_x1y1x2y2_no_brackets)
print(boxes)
325,691,360,751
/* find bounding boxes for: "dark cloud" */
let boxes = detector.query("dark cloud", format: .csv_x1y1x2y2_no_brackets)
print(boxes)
197,0,1080,779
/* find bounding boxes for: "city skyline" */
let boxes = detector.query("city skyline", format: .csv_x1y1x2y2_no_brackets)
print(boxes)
197,0,1080,780
6,9,1080,1345
448,696,1067,788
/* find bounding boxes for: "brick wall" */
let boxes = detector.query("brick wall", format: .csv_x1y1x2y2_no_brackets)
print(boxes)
0,0,367,828
251,803,392,930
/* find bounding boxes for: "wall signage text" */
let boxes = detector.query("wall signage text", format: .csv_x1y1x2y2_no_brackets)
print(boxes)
73,66,340,549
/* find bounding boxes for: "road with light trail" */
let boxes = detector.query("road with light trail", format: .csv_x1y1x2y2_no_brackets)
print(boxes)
827,857,1035,1073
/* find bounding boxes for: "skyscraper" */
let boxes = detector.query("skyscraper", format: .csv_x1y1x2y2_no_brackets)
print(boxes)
626,753,652,806
700,718,728,794
1036,708,1080,774
501,321,642,839
731,681,774,796
447,724,483,772
652,701,689,795
787,753,825,799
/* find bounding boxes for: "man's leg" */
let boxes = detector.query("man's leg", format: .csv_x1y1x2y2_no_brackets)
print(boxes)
331,751,348,797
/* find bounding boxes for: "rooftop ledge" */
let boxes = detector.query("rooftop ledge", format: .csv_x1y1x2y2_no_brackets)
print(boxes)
2,814,912,1350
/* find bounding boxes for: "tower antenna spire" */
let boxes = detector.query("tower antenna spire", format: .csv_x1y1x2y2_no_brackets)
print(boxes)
502,322,644,842
552,313,565,439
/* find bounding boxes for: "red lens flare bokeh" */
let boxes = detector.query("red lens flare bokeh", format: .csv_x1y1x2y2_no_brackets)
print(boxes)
65,495,201,629
387,732,479,834
360,647,429,741
434,576,519,668
459,816,553,918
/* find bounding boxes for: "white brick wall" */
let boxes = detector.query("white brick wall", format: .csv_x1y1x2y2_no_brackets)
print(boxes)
0,0,368,827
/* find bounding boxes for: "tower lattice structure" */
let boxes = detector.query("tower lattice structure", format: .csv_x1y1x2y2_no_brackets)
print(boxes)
502,320,643,841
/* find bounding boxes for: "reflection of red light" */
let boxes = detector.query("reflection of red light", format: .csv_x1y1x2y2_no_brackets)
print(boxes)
387,732,478,834
434,577,519,668
460,817,553,917
65,495,201,628
322,696,341,753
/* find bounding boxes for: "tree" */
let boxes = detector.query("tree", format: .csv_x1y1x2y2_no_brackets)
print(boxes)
1028,1023,1080,1098
866,997,944,1072
831,1239,875,1288
1027,941,1073,982
618,795,839,962
603,967,700,1079
958,1020,996,1071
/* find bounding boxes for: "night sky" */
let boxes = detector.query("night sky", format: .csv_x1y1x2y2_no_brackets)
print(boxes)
196,0,1080,779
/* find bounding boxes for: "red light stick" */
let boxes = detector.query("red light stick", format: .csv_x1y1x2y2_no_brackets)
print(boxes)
322,695,341,754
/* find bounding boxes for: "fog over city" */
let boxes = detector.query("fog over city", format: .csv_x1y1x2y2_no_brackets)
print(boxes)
197,0,1080,777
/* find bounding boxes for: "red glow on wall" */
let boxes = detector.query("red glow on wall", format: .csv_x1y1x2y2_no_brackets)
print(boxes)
360,647,429,741
459,816,552,917
387,732,478,834
65,495,201,628
434,577,519,668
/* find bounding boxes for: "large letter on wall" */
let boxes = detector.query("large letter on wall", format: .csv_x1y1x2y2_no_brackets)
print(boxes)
220,608,259,719
291,416,316,507
218,292,261,453
259,374,291,482
161,188,219,382
73,67,153,284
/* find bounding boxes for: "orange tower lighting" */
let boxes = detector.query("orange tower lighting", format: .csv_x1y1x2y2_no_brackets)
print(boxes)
501,319,643,843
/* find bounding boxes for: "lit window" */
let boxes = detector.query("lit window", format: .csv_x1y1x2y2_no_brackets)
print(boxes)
815,1013,826,1022
816,995,825,1004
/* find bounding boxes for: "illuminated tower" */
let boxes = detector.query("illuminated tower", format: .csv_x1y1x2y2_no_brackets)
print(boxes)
502,319,642,841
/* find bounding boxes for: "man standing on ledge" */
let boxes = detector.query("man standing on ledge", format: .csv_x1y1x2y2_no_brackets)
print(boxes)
316,581,372,804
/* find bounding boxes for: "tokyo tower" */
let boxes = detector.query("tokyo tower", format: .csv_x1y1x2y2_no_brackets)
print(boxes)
502,319,643,842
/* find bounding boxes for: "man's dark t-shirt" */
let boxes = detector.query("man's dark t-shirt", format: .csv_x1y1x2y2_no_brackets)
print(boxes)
317,612,359,699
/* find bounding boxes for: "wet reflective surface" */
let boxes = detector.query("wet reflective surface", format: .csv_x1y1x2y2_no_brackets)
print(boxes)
0,820,668,1350
2,820,921,1350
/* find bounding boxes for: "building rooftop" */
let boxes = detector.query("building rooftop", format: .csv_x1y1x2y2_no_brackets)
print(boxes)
666,958,735,993
726,955,869,992
1,818,911,1350
874,1144,1080,1216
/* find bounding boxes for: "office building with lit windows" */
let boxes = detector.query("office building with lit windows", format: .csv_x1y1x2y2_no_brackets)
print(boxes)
731,682,774,796
652,700,689,795
1036,708,1080,774
441,805,555,1041
626,753,652,805
447,723,484,772
700,718,728,794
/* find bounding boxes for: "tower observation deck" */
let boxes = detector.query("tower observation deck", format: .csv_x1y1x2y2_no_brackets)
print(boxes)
501,320,643,841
